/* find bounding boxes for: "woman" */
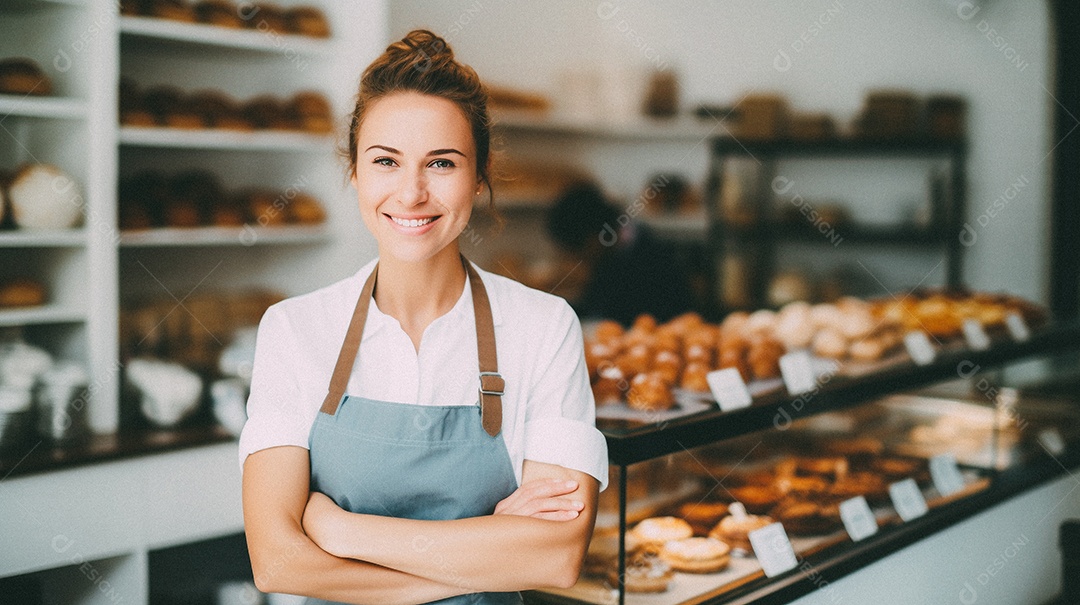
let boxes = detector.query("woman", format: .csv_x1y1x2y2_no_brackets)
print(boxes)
240,30,608,605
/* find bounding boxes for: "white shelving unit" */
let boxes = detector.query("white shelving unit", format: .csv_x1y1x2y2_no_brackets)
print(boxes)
1,1,387,602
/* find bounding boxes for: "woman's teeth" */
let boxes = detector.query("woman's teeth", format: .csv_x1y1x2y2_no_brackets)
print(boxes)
391,216,435,227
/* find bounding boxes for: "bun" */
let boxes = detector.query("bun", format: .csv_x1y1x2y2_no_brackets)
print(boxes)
285,6,331,38
0,57,52,96
194,0,243,28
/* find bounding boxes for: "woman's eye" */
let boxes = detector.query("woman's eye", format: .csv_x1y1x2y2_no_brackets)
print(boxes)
373,157,396,167
429,159,455,169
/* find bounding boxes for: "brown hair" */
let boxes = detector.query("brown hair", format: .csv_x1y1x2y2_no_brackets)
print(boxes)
346,29,495,210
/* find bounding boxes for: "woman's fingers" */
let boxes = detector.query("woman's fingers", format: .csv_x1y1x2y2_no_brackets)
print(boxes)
494,478,578,516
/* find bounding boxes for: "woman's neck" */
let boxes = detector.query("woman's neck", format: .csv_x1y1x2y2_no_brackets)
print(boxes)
374,244,467,351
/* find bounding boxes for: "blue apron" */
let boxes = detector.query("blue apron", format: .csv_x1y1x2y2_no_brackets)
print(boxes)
306,257,522,605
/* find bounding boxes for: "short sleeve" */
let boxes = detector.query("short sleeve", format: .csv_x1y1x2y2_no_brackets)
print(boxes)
523,300,609,491
237,304,312,471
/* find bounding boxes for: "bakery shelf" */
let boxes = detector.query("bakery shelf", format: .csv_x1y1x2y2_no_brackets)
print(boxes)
0,230,86,247
117,126,333,151
599,321,1080,465
118,15,334,56
717,221,950,245
0,304,84,327
492,109,720,141
712,136,967,158
0,0,86,12
0,94,86,120
118,224,331,247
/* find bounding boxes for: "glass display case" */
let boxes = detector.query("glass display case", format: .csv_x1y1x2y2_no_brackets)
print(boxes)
528,320,1080,605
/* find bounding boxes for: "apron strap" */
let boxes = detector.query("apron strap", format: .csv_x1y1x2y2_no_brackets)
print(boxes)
466,258,503,437
320,256,503,438
320,262,379,415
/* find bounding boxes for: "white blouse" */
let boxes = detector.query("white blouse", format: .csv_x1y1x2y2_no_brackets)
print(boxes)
238,258,609,491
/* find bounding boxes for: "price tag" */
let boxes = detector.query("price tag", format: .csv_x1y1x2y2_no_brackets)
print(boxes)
962,319,991,351
889,478,928,522
779,350,817,395
707,368,753,411
748,522,799,577
1005,313,1031,342
929,453,965,497
1038,429,1066,456
903,331,937,366
839,496,878,541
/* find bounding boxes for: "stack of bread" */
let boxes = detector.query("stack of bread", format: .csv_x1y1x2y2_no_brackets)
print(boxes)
120,79,333,134
585,312,785,411
120,1,331,38
118,169,325,231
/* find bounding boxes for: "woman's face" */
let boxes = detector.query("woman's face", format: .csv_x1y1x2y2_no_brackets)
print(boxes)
353,91,478,264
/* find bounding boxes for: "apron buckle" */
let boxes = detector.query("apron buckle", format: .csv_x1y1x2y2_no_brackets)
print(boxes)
479,371,505,396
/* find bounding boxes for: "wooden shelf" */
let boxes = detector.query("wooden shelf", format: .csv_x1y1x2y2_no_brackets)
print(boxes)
119,15,334,56
0,230,86,247
0,94,86,119
492,109,720,141
0,304,84,327
118,224,330,247
713,136,966,157
118,126,333,151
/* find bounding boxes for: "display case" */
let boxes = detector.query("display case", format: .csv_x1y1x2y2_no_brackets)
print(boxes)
528,319,1080,605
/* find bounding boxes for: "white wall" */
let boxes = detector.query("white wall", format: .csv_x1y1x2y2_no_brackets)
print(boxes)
388,0,1054,303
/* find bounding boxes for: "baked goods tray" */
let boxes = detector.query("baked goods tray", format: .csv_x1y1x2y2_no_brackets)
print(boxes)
535,472,989,605
594,480,702,532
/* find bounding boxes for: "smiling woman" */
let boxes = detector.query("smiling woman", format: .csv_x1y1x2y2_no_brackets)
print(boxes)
239,29,608,605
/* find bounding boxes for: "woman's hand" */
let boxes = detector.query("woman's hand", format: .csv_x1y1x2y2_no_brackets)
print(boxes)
302,491,349,558
493,478,584,521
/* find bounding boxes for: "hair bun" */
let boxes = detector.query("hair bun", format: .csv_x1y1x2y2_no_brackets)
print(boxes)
387,29,454,64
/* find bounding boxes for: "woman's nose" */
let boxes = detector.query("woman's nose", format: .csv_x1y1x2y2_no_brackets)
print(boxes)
397,169,428,206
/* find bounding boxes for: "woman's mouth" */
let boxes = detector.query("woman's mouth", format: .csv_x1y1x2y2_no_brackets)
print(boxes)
384,213,441,234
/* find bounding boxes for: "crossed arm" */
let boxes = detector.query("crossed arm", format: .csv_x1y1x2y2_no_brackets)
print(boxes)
243,445,598,604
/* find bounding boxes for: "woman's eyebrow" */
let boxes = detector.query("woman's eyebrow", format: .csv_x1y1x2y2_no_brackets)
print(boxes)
365,144,400,154
364,145,465,157
427,148,466,157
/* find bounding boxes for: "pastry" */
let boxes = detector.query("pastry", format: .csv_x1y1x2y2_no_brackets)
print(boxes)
194,0,244,28
584,341,616,378
728,485,782,514
614,343,651,377
211,197,246,227
770,498,843,536
0,278,47,308
684,342,713,366
149,0,197,22
288,192,325,224
680,361,710,392
593,320,624,344
812,327,847,359
775,474,828,496
659,537,731,573
285,6,331,38
607,552,673,593
791,456,849,479
0,57,51,96
829,471,889,504
626,372,673,411
8,164,83,229
651,349,681,384
676,501,728,535
632,313,658,333
142,86,193,127
170,170,224,226
629,516,693,549
584,531,620,577
245,3,287,32
747,336,783,380
717,345,751,383
848,336,887,361
242,96,293,130
119,78,156,127
719,311,750,337
246,189,288,226
188,90,251,131
591,364,626,405
745,309,778,335
288,91,333,133
710,505,774,553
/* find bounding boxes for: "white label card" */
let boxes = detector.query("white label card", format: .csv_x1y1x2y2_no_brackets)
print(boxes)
839,496,878,541
903,331,937,366
962,319,991,351
748,522,799,578
1005,313,1031,342
929,453,965,497
1039,429,1066,456
707,368,753,412
779,350,817,395
889,478,929,522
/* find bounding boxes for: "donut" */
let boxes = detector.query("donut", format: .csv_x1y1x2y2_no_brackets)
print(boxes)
659,537,731,573
0,57,52,96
